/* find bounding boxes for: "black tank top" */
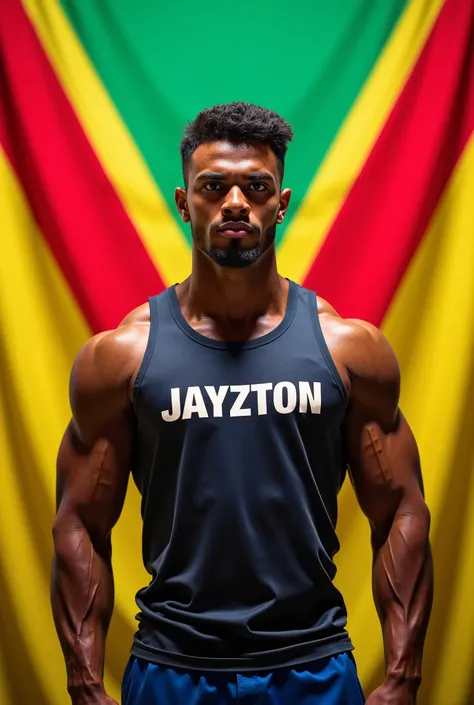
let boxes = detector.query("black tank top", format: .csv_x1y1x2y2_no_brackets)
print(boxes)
130,280,353,670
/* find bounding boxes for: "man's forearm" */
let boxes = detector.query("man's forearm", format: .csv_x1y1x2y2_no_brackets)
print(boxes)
52,521,114,702
372,503,433,693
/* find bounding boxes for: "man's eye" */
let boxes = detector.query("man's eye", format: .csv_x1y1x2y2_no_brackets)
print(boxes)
203,183,222,191
248,183,266,191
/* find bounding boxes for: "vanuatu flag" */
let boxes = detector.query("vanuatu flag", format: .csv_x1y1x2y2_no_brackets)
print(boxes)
1,2,473,704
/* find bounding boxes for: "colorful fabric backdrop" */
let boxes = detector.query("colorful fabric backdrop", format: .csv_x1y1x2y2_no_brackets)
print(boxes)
1,1,473,703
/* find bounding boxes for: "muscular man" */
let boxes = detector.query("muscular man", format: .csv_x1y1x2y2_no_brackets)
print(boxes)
52,102,433,705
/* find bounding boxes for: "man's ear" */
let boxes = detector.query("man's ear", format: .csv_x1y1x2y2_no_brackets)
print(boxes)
277,188,292,224
175,187,190,223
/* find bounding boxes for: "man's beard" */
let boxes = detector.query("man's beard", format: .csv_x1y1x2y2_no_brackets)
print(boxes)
207,243,261,268
192,223,276,269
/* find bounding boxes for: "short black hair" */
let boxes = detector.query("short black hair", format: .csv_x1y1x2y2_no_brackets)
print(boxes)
180,102,293,183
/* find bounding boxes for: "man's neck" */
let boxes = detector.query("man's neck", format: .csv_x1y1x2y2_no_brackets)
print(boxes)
177,246,287,325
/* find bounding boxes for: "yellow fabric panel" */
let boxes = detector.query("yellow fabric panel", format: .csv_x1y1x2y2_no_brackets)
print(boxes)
22,0,191,287
277,0,444,283
433,471,474,703
334,137,474,705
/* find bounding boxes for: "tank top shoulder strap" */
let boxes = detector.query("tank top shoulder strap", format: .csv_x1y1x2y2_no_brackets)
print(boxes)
303,286,348,400
133,290,169,406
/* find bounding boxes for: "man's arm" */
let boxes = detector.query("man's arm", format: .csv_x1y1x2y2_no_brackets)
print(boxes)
52,330,136,705
344,322,433,705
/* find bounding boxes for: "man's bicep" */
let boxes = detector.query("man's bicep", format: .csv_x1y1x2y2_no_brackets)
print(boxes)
55,334,133,541
345,404,426,542
342,323,426,537
55,414,131,543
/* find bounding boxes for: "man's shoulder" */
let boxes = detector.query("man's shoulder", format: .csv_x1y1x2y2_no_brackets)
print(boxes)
71,303,151,402
316,296,399,387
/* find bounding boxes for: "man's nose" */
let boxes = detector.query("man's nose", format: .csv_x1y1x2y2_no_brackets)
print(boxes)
221,186,250,217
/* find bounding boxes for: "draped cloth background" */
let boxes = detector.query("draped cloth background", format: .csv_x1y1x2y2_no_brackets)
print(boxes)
1,1,473,703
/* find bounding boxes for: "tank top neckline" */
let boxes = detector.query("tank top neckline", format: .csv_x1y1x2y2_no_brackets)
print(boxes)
167,279,299,351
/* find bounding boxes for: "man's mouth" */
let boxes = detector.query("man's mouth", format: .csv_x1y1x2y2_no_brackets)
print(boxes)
217,222,254,238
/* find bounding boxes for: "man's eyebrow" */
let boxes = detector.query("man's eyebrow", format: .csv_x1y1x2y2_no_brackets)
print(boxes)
195,172,227,181
247,172,275,181
195,171,275,182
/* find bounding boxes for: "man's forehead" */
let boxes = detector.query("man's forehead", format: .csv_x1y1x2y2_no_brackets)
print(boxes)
190,140,278,177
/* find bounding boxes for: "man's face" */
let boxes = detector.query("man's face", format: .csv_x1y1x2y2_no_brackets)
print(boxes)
175,140,291,268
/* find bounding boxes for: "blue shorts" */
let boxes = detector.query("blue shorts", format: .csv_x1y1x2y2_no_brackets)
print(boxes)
122,651,366,704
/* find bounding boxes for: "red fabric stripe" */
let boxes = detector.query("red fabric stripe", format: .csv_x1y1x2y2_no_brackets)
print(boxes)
0,0,165,333
303,0,474,326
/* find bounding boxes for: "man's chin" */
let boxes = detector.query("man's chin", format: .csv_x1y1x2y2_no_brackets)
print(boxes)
207,246,261,268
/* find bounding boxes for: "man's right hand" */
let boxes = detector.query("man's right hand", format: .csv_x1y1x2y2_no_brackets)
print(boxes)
74,697,118,705
71,685,119,705
75,698,118,705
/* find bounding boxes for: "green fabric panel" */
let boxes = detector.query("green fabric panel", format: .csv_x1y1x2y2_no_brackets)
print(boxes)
61,0,407,245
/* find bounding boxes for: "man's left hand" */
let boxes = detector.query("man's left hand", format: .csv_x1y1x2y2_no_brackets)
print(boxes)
365,680,418,705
